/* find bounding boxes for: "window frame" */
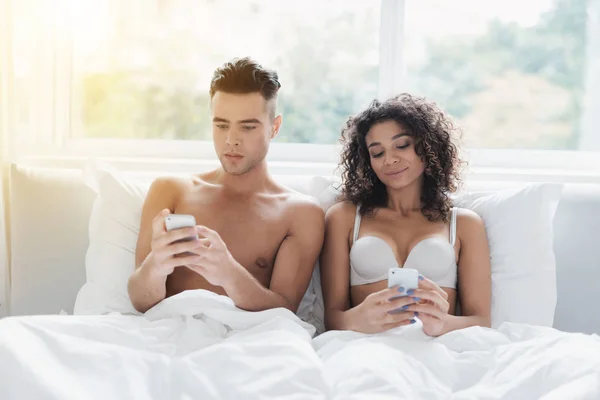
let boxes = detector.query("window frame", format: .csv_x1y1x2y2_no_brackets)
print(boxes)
10,0,600,183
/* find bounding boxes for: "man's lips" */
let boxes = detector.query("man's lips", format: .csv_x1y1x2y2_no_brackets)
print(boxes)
225,153,243,159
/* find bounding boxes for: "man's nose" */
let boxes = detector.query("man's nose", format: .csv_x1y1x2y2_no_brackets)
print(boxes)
225,131,240,146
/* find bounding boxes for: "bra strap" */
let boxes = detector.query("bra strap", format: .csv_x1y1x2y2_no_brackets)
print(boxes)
449,207,457,246
352,205,362,244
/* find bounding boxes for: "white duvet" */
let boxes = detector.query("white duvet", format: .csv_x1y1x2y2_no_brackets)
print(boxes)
1,290,599,400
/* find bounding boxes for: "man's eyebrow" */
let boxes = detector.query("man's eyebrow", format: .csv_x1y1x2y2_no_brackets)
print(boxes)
238,118,262,124
212,117,229,123
367,133,410,148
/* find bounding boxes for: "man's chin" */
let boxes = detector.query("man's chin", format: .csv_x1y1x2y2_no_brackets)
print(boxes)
221,162,251,176
224,169,246,176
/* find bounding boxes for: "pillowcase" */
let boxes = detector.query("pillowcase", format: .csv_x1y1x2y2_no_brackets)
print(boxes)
73,162,151,315
73,161,322,328
307,176,563,329
453,184,563,327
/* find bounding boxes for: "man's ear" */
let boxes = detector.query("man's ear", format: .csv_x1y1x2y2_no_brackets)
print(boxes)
271,114,282,139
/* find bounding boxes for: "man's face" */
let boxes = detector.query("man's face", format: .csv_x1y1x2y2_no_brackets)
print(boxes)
211,91,281,175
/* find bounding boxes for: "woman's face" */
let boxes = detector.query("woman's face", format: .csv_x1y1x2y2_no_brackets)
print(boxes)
364,120,426,191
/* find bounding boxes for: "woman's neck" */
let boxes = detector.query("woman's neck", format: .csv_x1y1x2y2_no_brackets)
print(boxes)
386,179,422,217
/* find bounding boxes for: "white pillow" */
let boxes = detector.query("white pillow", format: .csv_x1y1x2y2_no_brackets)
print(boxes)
74,162,321,327
307,176,563,329
74,162,150,315
454,184,563,328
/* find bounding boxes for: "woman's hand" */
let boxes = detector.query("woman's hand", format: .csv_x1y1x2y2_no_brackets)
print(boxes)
346,286,419,334
405,275,450,337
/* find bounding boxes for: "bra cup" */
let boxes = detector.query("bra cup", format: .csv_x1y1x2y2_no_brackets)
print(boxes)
404,238,456,283
350,236,457,287
349,236,398,282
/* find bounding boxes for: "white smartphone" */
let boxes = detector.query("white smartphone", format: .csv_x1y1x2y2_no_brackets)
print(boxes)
387,267,419,290
164,214,198,256
164,214,197,232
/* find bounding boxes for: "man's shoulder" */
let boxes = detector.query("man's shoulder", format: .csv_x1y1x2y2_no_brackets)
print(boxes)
146,174,201,203
281,190,324,221
268,184,324,230
325,200,356,222
149,175,192,192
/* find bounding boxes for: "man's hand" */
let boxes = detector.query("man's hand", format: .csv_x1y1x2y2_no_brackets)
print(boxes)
185,225,243,288
142,209,206,277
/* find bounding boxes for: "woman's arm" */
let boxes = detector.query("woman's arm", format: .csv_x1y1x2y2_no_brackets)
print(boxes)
444,208,492,333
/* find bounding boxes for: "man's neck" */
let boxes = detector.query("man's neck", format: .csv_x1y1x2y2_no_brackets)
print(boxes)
215,160,271,195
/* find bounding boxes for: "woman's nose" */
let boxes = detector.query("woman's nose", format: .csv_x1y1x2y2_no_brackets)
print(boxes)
384,154,400,165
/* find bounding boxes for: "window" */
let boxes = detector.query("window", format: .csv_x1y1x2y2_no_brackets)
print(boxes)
5,0,600,172
403,0,599,151
70,0,381,144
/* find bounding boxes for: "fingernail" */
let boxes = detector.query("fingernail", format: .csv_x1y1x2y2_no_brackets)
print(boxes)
412,297,421,302
414,312,419,316
418,275,424,281
406,289,415,295
401,305,409,310
410,319,416,324
397,286,405,293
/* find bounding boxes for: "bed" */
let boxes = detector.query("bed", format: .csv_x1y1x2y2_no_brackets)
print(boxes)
1,162,599,399
2,289,599,399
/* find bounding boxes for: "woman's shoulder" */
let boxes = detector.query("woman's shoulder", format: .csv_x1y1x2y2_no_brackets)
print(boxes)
453,207,482,222
325,201,358,225
454,207,483,220
454,207,487,239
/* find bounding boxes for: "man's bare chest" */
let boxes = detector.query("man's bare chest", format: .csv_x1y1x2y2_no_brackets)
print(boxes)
174,196,289,271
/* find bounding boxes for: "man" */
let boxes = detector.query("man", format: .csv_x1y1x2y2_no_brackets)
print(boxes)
128,57,325,314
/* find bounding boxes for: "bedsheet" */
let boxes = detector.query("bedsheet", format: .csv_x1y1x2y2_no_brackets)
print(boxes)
1,290,599,399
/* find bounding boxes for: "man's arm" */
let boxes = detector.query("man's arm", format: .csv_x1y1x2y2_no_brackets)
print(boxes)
220,200,325,312
128,177,180,312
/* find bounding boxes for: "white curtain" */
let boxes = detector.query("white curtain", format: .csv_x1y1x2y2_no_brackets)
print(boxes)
0,0,79,316
0,0,15,317
0,142,10,318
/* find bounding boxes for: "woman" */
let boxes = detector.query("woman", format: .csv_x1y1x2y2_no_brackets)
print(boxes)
320,94,491,337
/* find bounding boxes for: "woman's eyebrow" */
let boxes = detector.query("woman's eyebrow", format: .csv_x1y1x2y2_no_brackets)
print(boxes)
367,133,409,148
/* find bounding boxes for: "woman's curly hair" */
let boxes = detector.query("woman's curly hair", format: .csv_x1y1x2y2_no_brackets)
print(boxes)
339,93,465,222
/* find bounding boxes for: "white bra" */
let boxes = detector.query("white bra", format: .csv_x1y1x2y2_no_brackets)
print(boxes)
349,206,458,288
